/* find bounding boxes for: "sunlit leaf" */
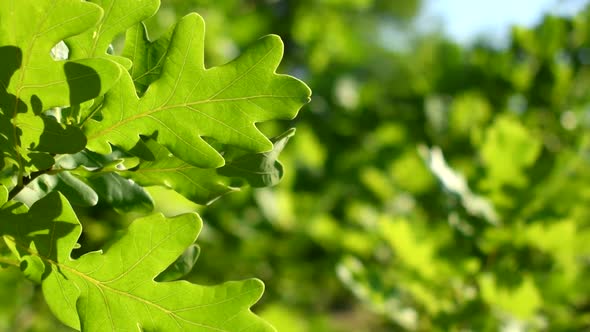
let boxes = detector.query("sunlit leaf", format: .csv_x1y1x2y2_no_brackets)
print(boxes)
0,0,121,171
85,13,311,169
0,193,274,331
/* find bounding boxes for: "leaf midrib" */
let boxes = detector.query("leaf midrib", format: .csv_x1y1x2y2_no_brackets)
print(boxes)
87,94,297,141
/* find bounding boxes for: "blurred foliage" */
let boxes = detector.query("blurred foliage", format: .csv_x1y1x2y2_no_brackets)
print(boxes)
6,0,590,331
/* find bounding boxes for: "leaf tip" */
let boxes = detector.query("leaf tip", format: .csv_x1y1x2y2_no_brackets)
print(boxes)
166,212,203,238
179,12,206,30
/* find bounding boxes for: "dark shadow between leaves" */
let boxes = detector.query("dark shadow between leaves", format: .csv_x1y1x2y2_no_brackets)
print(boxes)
0,46,22,90
30,95,43,115
0,46,24,170
128,135,156,161
35,115,87,154
64,62,101,105
0,57,95,166
24,193,79,280
0,193,78,280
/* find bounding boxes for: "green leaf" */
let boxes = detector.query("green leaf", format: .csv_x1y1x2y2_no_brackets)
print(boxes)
0,185,7,206
125,129,295,204
85,13,311,169
20,255,45,284
121,139,236,205
219,128,295,188
0,193,80,265
14,172,99,207
481,116,541,188
155,243,200,282
480,115,542,207
123,22,175,95
0,0,120,107
56,148,140,172
55,149,152,211
86,173,154,212
479,274,542,320
0,193,274,331
0,0,121,171
65,0,160,68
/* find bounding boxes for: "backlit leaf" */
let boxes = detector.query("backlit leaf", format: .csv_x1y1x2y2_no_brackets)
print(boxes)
0,193,274,331
0,0,121,171
85,13,311,169
65,0,160,68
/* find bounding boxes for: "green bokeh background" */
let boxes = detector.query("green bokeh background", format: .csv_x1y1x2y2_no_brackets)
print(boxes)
3,1,590,331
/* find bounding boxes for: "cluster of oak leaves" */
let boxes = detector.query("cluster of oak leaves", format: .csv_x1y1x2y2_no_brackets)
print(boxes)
0,0,310,331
